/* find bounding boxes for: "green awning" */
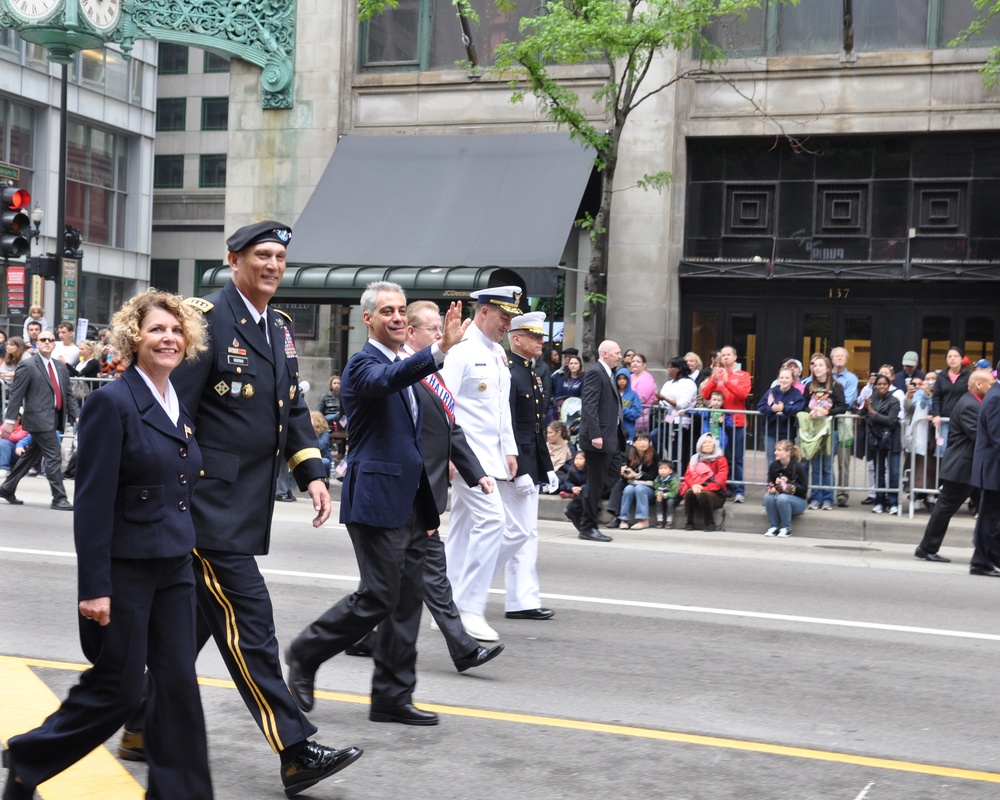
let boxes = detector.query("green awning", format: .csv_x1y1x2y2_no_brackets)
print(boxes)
196,264,533,302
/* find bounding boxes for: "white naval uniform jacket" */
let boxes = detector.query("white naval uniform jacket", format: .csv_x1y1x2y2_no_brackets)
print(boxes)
439,321,517,480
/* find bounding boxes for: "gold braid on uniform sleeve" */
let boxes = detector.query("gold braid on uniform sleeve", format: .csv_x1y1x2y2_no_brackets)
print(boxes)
287,448,323,471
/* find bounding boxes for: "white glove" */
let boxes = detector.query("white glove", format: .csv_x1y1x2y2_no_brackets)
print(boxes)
515,474,536,496
545,470,559,494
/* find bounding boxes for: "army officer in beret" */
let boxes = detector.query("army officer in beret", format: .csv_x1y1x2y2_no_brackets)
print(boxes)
122,221,362,798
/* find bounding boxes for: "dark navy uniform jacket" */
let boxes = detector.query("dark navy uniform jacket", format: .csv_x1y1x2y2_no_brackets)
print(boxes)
175,280,326,555
509,353,554,483
73,365,201,600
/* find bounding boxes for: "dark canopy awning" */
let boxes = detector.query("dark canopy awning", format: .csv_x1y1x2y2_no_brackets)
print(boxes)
197,265,529,302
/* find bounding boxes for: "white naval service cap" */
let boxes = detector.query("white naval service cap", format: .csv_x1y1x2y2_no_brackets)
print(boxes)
469,285,523,316
509,310,546,336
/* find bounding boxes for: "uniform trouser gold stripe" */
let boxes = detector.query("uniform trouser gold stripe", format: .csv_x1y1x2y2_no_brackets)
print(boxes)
193,549,284,753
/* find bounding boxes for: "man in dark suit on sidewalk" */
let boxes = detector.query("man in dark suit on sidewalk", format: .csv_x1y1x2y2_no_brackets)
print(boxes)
915,368,994,564
565,339,625,542
0,329,79,509
970,367,1000,577
285,282,469,725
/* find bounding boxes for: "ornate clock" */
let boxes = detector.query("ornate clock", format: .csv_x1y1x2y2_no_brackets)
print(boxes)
7,0,60,21
79,0,120,30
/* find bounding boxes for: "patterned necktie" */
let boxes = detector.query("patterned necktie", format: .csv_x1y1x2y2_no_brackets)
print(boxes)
48,361,62,411
395,356,418,421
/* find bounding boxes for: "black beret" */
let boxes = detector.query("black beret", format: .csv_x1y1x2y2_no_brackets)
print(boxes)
226,220,292,253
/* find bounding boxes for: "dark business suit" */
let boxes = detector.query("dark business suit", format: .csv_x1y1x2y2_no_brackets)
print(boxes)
971,382,1000,570
1,353,79,502
5,367,212,799
290,340,440,705
919,390,981,555
567,362,626,531
170,280,327,753
354,346,487,660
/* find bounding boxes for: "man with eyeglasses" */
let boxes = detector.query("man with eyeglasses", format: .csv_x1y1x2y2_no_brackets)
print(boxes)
0,330,79,509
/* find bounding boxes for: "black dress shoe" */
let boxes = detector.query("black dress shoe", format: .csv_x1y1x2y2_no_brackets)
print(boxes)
914,547,951,563
50,499,73,511
563,506,582,531
860,497,877,505
970,566,1000,577
275,493,296,503
281,741,363,798
0,488,23,505
369,702,439,726
505,608,554,620
578,528,612,542
284,647,316,712
2,750,34,800
454,643,504,673
345,643,373,657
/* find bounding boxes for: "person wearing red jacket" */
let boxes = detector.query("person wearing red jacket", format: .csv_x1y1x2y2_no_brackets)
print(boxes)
700,345,751,502
680,433,729,531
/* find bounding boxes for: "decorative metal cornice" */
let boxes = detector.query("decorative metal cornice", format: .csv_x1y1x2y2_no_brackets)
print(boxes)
2,0,295,108
118,0,296,108
679,259,1000,282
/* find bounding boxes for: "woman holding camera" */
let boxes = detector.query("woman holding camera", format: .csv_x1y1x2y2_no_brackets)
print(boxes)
763,440,809,537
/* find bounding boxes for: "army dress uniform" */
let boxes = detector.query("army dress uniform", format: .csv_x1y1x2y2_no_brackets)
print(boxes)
504,343,555,613
172,279,328,754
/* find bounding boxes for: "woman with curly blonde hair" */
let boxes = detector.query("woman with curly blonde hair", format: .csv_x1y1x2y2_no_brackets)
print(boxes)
3,289,214,799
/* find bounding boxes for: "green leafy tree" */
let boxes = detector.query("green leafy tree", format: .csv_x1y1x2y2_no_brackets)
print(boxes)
488,0,797,358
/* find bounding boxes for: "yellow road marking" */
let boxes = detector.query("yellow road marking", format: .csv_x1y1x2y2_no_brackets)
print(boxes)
0,657,144,799
6,656,1000,787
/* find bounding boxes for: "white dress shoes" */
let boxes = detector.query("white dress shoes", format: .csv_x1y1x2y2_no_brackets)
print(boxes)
459,611,499,642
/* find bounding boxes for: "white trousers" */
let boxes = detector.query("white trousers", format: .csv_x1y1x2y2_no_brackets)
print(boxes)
498,482,541,612
446,479,528,616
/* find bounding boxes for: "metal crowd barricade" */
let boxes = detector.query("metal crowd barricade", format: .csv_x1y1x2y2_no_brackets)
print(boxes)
903,415,948,519
639,403,913,518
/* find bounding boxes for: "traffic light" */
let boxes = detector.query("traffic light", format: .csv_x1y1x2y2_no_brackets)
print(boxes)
0,186,31,259
64,225,82,258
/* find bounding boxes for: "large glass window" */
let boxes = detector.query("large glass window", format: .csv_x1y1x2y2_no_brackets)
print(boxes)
706,0,1000,55
66,121,128,247
158,43,188,75
153,155,184,188
156,98,186,132
361,0,529,70
203,50,230,73
199,154,226,188
0,99,35,196
79,274,125,327
200,97,228,131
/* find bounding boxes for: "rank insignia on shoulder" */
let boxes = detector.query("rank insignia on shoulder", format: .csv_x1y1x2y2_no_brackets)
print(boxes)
274,309,293,325
185,297,214,313
214,381,229,396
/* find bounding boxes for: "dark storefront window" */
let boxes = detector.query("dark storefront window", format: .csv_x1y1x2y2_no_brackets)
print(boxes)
684,134,1000,270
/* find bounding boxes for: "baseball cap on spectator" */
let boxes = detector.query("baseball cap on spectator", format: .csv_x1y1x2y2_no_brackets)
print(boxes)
975,358,991,369
901,351,919,367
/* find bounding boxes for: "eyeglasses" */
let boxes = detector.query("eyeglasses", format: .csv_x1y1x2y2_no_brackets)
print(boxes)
37,337,55,342
416,325,443,334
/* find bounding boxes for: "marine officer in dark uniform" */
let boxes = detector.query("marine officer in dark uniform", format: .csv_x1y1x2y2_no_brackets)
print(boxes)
122,222,362,798
504,311,557,620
